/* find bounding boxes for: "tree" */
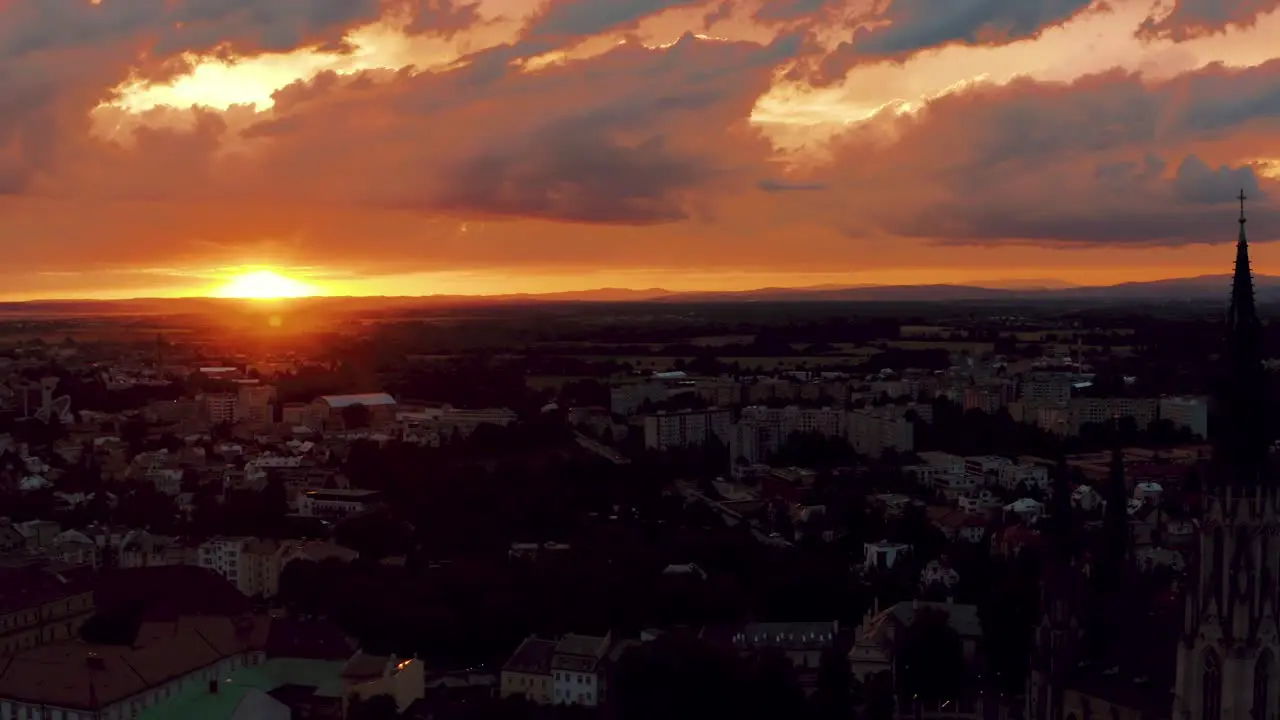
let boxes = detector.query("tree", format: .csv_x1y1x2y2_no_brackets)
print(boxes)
348,693,398,720
897,608,965,704
343,402,371,430
810,649,854,719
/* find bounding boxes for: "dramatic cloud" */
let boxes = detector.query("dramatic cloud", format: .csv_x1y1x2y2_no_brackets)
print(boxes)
850,0,1098,57
806,61,1280,244
2,0,1280,297
1138,0,1280,40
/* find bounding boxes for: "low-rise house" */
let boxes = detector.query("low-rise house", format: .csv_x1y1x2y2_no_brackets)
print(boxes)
863,540,910,571
500,636,557,704
551,634,611,707
341,652,425,713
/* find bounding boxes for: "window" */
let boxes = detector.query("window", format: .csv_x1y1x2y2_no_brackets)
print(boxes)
1204,649,1223,720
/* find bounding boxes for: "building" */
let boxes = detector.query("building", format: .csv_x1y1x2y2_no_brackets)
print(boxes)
551,634,610,707
296,489,381,519
642,408,731,451
1028,198,1275,720
437,406,518,436
500,636,557,704
341,652,425,713
962,386,1005,414
0,615,268,720
309,393,398,431
1159,396,1209,439
0,565,94,657
235,383,275,426
847,407,914,457
724,620,839,670
203,392,238,424
1021,372,1075,407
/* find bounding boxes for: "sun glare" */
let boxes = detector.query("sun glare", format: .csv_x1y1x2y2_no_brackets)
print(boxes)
212,270,317,299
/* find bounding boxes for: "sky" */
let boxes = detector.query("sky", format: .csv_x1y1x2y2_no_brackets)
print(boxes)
4,0,1280,299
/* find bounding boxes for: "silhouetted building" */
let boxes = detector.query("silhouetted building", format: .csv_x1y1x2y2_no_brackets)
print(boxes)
1028,193,1277,720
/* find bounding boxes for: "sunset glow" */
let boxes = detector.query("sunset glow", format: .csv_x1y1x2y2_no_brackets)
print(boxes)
5,0,1280,300
212,270,317,300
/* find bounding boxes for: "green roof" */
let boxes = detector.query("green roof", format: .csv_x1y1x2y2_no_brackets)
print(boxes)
136,680,261,720
136,659,347,720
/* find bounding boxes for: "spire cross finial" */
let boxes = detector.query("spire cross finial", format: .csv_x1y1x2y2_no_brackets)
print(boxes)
1239,189,1248,224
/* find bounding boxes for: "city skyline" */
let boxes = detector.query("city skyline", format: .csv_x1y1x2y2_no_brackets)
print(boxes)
3,0,1280,299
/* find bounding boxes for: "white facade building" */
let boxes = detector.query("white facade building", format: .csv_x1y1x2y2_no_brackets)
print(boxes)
551,634,610,707
296,489,381,519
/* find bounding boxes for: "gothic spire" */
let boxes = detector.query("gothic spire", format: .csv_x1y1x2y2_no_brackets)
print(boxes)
1101,442,1130,571
1047,454,1075,562
1214,189,1270,484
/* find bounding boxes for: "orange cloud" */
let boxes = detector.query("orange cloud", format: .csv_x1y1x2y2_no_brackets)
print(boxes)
2,0,1280,299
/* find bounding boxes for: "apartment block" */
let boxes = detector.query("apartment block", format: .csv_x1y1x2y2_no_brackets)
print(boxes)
642,408,731,451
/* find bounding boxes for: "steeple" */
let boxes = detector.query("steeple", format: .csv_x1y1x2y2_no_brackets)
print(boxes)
1100,442,1130,572
1047,455,1075,559
1214,188,1270,485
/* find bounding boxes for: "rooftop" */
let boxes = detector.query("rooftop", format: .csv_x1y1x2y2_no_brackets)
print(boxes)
317,393,396,408
0,616,267,710
502,637,557,675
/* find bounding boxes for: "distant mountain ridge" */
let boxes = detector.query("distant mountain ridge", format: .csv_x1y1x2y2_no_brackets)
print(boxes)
0,274,1272,316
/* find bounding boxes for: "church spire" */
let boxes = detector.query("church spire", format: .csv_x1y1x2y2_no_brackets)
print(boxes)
1101,441,1130,571
1214,188,1269,484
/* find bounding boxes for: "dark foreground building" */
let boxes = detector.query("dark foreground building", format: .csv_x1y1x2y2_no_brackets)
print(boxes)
1028,193,1279,720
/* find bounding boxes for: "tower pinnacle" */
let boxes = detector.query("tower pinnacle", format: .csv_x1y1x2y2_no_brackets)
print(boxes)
1216,188,1268,484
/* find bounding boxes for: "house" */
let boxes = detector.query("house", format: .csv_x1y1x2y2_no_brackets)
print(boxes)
500,637,557,704
926,507,987,544
341,652,425,713
551,634,611,707
863,540,910,571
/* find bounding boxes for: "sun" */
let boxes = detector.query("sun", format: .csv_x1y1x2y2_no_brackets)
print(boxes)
212,269,317,299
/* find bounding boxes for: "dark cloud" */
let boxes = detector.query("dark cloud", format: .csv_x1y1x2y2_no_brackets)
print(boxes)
1137,0,1280,41
753,0,838,24
850,0,1096,56
758,178,827,192
524,0,707,39
1172,156,1263,205
435,128,712,224
0,0,384,60
403,0,484,38
809,0,1096,84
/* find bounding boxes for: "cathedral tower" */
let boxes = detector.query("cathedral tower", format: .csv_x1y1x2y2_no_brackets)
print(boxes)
1173,191,1279,720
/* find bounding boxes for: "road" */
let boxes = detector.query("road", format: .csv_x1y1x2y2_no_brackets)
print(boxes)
574,432,631,465
674,480,793,548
